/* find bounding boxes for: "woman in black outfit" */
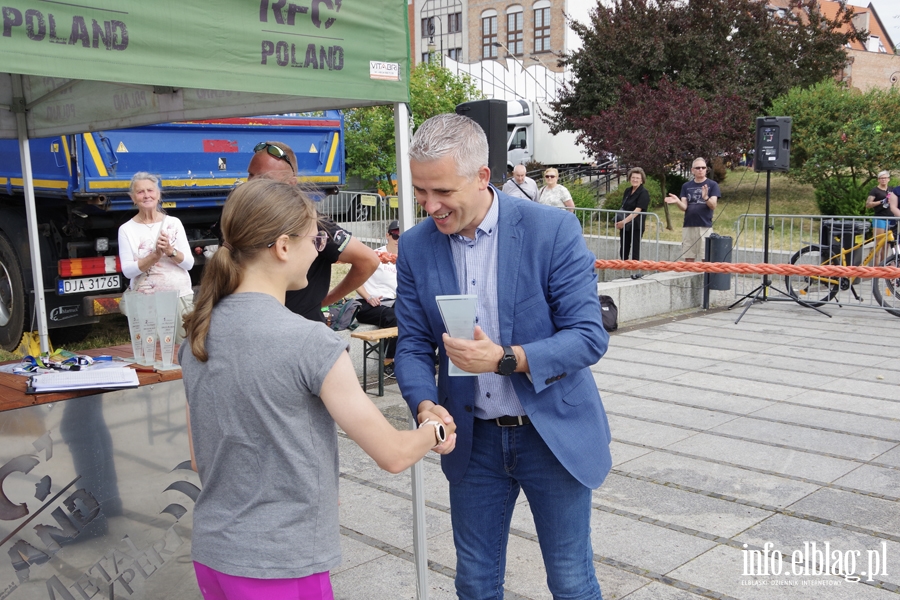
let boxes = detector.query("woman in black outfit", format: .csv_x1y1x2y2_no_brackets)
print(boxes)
617,167,651,279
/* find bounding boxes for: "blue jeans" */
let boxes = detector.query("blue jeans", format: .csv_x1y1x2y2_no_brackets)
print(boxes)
449,419,602,600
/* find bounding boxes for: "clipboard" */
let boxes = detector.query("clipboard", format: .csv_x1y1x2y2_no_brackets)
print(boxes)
27,367,140,394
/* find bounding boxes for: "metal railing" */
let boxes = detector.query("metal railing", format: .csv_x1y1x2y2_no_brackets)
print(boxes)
332,198,664,280
733,214,900,315
574,207,662,281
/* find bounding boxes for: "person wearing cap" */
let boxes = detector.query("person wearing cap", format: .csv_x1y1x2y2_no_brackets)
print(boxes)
248,141,379,322
355,221,400,363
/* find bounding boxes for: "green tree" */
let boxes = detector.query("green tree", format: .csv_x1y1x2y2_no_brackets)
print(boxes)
344,60,481,192
551,0,862,133
574,77,750,229
770,80,900,215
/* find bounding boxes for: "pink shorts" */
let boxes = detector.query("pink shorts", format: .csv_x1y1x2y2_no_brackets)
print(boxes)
194,561,334,600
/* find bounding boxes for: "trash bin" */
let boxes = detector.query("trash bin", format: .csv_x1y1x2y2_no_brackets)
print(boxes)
705,233,732,291
819,219,869,261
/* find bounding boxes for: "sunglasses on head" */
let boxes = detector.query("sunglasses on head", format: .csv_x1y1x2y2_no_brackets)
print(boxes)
254,142,294,170
388,230,400,240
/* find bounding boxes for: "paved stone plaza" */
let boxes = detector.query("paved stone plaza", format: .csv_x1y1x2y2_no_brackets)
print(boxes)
333,301,900,599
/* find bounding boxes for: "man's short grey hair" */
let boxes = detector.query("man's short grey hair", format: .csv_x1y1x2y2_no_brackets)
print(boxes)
409,113,489,179
513,164,527,174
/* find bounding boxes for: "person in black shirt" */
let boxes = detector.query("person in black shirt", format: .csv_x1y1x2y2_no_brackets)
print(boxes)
616,167,651,278
664,157,721,261
248,141,378,322
866,171,900,265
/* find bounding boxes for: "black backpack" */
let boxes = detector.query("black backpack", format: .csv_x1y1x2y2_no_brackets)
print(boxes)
599,295,618,332
326,298,361,331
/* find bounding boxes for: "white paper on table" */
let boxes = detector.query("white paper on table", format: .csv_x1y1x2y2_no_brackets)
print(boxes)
435,294,477,376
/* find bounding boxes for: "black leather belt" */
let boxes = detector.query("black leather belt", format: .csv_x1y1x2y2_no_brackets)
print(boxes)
490,415,531,427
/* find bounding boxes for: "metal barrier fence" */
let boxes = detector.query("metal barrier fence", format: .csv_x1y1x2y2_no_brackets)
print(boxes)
733,214,900,316
331,202,664,283
317,190,398,223
573,207,662,281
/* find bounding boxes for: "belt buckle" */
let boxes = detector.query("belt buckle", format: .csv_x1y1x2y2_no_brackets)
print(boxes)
495,416,524,427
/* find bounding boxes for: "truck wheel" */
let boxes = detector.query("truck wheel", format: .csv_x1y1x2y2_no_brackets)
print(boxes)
0,233,27,352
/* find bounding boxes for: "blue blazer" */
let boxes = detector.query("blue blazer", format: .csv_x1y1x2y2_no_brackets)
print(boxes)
395,191,612,489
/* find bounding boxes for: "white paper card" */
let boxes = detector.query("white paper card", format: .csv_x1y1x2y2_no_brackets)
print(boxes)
436,294,477,377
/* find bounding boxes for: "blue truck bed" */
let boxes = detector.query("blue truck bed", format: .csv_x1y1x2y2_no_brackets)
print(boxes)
0,113,345,349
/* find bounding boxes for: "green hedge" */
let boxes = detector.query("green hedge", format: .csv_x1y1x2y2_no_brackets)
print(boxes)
813,177,895,216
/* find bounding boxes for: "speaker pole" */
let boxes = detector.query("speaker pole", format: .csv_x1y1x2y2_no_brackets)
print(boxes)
730,116,830,322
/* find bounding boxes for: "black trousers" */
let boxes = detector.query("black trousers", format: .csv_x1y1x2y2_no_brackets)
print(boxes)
619,224,644,261
356,302,397,358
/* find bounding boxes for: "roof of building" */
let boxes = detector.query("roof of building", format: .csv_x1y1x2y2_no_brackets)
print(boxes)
818,0,895,53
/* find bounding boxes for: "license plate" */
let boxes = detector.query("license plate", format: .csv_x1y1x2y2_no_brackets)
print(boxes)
58,275,121,295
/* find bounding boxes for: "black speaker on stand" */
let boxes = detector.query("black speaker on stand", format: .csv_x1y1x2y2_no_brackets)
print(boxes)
731,116,829,323
456,99,508,186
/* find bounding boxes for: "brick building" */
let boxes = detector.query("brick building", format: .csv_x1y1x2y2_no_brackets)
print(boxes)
411,0,590,72
827,1,898,90
766,0,897,90
408,0,899,101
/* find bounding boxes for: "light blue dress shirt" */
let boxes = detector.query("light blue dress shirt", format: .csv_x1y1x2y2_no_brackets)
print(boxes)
449,188,526,419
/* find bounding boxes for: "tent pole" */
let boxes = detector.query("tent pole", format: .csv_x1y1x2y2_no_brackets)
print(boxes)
395,101,428,600
11,74,50,354
394,102,415,234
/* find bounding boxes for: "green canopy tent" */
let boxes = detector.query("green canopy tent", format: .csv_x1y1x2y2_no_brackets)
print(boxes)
0,0,417,354
0,0,424,593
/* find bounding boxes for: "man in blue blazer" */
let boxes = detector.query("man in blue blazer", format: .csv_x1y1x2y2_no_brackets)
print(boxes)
395,113,612,600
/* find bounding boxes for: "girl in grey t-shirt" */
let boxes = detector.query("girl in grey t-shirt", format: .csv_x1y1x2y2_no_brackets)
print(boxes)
180,179,455,599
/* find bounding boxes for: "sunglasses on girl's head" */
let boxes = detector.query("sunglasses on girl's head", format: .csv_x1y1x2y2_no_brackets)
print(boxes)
388,231,400,240
253,142,294,170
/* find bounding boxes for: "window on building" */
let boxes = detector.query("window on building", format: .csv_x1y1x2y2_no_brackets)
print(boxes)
507,9,524,55
448,12,462,33
448,47,463,61
421,17,435,37
482,15,498,59
534,7,551,53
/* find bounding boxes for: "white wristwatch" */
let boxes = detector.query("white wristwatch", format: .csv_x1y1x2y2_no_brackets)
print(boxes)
418,418,447,445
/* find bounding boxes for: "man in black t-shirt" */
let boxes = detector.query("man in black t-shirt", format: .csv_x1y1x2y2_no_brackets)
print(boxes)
248,141,379,322
664,157,721,261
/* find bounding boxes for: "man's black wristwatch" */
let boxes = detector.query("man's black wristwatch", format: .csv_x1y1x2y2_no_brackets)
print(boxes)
496,345,517,376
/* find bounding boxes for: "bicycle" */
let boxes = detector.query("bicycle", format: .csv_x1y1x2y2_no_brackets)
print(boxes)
784,224,900,317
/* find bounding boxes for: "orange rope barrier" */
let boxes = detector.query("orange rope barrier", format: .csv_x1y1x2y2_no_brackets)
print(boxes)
594,259,900,279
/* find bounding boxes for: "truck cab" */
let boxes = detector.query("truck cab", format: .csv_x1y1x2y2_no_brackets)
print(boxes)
507,100,534,169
